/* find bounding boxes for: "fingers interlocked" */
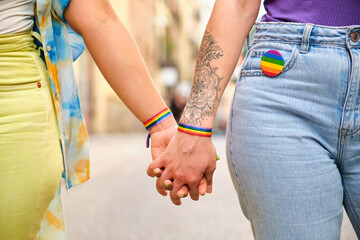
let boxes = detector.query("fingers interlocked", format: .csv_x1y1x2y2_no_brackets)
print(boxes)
147,134,218,205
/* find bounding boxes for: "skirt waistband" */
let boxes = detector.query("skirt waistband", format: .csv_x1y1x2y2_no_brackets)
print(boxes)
0,31,37,53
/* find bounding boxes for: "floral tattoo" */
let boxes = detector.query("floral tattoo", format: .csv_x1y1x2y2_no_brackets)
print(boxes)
181,31,224,125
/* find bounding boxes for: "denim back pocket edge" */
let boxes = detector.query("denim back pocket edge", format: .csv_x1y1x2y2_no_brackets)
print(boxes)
240,44,300,78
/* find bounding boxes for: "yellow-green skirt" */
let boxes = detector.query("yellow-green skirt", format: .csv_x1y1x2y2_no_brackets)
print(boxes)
0,32,63,239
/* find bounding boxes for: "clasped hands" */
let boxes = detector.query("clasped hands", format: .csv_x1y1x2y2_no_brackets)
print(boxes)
147,123,217,205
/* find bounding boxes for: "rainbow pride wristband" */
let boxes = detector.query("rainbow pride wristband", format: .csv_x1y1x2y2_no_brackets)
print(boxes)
143,108,172,131
178,123,212,137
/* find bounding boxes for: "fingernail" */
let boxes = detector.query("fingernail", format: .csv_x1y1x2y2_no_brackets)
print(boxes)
216,155,220,160
178,194,185,198
200,193,205,196
154,169,160,175
164,182,171,188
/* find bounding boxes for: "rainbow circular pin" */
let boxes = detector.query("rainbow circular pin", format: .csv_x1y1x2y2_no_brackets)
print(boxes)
260,50,284,77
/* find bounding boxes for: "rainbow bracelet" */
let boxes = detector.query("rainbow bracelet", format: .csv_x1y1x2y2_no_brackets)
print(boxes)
143,108,172,131
178,123,212,137
144,108,172,148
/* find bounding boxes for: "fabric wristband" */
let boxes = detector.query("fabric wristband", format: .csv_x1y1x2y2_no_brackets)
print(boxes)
178,123,212,137
144,108,172,148
143,108,172,131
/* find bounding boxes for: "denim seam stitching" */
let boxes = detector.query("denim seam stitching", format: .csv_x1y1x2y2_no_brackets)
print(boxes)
336,135,345,166
229,75,254,227
344,46,360,135
300,24,314,54
255,21,360,30
336,50,352,163
253,40,346,48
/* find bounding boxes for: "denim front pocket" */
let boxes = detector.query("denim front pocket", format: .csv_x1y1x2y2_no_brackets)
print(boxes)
241,42,299,77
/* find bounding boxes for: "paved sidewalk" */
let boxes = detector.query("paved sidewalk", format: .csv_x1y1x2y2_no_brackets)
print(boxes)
63,134,357,240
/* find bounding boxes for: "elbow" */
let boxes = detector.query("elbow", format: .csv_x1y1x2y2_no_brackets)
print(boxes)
64,0,119,37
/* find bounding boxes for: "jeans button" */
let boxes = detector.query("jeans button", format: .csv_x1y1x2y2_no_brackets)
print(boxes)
351,31,360,42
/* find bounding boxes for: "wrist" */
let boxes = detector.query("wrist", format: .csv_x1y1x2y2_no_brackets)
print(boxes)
143,108,175,133
175,130,213,154
177,122,212,137
178,115,214,129
148,115,177,135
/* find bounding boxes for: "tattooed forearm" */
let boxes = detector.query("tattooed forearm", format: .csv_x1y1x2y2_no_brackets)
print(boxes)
181,31,224,125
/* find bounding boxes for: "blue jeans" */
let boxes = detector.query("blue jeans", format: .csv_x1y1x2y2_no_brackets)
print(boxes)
226,22,360,240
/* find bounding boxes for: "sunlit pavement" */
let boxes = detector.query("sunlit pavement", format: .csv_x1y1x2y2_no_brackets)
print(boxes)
63,134,356,240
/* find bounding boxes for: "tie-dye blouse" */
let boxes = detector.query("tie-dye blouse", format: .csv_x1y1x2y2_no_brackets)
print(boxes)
34,0,90,238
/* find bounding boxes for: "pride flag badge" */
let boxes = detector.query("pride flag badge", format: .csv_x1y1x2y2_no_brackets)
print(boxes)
260,50,284,77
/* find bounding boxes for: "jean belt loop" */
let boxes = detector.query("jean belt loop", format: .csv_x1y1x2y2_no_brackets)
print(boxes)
300,24,314,54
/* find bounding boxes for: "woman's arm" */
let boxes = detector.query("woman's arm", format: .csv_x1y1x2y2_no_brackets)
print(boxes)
147,0,261,205
64,0,178,179
64,0,176,135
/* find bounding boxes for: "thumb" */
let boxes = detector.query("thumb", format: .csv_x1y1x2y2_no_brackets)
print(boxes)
147,157,165,177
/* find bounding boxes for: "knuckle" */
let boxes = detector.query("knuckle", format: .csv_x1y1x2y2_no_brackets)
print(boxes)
148,166,155,173
173,182,183,189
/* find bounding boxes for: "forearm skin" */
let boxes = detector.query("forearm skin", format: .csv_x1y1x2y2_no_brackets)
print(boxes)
180,0,261,127
64,0,173,128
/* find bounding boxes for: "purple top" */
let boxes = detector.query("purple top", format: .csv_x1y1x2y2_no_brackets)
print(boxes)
261,0,360,27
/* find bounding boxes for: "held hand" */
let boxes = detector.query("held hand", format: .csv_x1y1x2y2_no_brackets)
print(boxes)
147,131,217,205
147,117,177,196
149,123,177,160
163,176,208,197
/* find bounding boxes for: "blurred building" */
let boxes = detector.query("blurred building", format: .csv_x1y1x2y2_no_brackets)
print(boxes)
74,0,210,134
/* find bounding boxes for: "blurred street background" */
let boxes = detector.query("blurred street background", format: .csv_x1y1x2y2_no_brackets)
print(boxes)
65,0,358,239
73,0,238,134
62,134,357,240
